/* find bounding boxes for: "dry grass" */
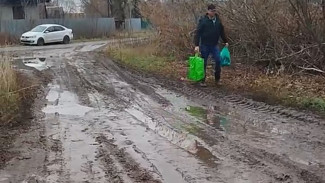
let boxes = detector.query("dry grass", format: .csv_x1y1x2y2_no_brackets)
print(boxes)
139,1,203,59
109,43,325,113
219,63,325,112
136,0,325,113
251,73,325,110
107,43,184,78
0,56,41,124
140,0,325,72
0,57,20,122
0,33,19,46
0,33,10,46
74,30,155,43
110,30,156,39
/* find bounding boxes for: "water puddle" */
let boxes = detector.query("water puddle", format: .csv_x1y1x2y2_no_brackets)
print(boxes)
185,106,206,119
154,88,230,132
185,106,229,132
126,107,220,168
42,84,105,182
13,57,49,71
95,108,219,182
43,84,93,116
196,144,219,166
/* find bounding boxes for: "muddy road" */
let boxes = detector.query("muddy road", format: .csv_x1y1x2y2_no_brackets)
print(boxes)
1,41,325,183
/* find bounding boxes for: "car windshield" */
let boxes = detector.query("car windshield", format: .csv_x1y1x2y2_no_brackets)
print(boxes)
31,26,47,32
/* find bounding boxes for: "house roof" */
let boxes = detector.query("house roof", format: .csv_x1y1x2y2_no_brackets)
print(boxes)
0,0,50,5
0,0,35,5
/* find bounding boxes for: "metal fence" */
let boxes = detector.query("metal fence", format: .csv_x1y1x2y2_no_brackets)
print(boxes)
0,18,116,39
125,18,142,32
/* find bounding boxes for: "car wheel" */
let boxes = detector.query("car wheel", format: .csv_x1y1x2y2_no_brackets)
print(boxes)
63,36,70,44
37,38,45,46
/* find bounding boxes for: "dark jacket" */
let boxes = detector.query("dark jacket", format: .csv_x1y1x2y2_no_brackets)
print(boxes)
194,14,228,46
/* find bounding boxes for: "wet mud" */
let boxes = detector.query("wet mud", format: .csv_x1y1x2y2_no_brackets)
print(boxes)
0,40,325,183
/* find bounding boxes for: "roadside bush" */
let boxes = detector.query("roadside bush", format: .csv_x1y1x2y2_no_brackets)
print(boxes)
0,33,10,46
219,0,325,73
301,97,325,112
139,0,325,73
0,56,40,124
0,33,19,46
0,57,20,123
139,0,206,58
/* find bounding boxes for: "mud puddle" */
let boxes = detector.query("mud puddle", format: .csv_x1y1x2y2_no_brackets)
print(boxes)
42,83,106,182
153,79,325,182
85,89,224,182
43,84,93,116
131,88,227,166
153,88,233,133
185,106,229,131
13,57,49,71
122,86,283,182
3,40,325,182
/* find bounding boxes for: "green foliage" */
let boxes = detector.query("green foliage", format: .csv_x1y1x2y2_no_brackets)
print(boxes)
300,97,325,112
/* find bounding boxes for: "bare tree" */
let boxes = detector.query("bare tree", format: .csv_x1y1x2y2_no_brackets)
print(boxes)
59,0,77,13
140,0,325,73
81,0,109,17
81,0,135,20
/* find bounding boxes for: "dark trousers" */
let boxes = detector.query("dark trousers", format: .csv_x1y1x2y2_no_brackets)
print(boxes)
200,45,221,82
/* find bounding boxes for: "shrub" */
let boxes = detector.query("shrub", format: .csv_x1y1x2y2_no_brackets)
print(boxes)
140,0,325,73
0,57,19,123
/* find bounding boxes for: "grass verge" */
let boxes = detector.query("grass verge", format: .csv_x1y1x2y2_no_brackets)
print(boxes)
107,44,325,115
107,43,183,79
110,30,155,39
0,55,49,169
0,57,20,123
75,30,155,43
0,56,41,124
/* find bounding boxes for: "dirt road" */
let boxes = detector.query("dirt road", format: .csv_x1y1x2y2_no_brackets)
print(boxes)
1,41,325,183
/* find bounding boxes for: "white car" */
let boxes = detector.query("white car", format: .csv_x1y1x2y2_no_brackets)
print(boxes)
21,24,73,46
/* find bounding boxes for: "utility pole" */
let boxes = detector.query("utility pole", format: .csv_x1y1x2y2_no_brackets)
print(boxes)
322,0,325,21
128,0,132,33
108,0,112,17
43,0,48,18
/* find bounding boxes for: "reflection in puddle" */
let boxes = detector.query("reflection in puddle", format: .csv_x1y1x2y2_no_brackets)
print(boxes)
185,106,206,119
183,124,219,165
43,84,93,116
185,106,229,132
196,144,219,166
14,57,48,71
183,123,202,134
42,83,104,181
126,107,219,167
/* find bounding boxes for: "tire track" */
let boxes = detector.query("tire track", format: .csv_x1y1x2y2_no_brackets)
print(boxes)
105,56,325,183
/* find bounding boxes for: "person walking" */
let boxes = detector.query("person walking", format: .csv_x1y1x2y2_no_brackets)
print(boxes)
194,4,229,87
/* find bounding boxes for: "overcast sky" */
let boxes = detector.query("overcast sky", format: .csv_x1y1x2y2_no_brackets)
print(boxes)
56,0,83,13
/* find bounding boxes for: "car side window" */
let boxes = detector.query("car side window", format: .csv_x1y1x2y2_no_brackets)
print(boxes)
45,26,55,33
54,26,65,32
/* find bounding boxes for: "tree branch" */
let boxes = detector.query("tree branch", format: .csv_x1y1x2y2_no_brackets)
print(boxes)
296,66,325,74
275,44,318,61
